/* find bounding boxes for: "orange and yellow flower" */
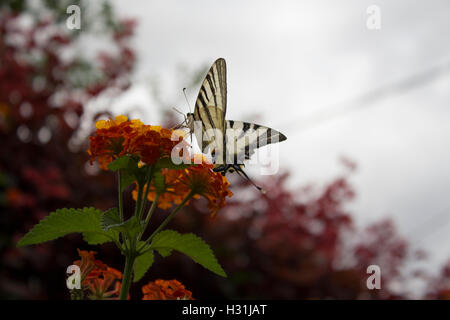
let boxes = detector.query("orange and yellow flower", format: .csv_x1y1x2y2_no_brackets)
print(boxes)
139,168,192,210
89,117,232,216
133,160,233,216
73,249,123,300
88,115,183,169
84,266,123,300
177,162,233,216
142,279,194,300
73,249,107,282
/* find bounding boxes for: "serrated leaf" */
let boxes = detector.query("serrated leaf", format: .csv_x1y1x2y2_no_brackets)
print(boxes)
133,249,154,282
17,207,116,247
155,247,172,258
103,214,144,239
101,208,121,230
82,232,115,245
123,217,145,238
150,230,226,277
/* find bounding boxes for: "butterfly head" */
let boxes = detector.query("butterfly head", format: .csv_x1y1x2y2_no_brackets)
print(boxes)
186,112,195,130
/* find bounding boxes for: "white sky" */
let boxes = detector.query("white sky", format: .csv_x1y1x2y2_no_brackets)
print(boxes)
106,0,450,272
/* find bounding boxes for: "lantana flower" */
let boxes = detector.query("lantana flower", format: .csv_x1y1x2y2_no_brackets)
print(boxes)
73,249,107,282
178,162,233,216
73,249,123,300
133,160,233,216
142,279,194,300
84,267,123,300
88,115,183,169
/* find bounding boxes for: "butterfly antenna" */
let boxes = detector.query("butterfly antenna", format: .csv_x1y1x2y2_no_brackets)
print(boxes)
183,88,192,113
172,106,185,116
235,166,266,193
171,107,187,129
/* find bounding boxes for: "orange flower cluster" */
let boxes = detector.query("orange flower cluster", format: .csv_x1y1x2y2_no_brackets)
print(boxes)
73,249,123,300
84,266,123,300
74,249,106,282
142,279,194,300
179,163,233,216
134,161,233,216
89,116,233,215
88,115,183,169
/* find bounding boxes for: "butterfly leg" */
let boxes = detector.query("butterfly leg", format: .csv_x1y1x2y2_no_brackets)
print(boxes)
233,165,265,193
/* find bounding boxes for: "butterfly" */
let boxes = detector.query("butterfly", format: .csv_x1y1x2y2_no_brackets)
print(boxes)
182,58,287,191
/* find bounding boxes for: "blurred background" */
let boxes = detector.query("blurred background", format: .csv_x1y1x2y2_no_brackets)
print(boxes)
1,0,450,299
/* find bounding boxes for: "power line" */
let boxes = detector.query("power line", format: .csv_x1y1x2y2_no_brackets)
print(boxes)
406,206,450,246
279,59,450,134
276,59,450,248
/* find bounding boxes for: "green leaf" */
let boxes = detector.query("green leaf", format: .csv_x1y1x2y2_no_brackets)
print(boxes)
150,230,226,277
120,171,136,192
153,171,165,194
102,212,144,239
107,155,136,171
133,249,154,282
17,207,116,247
155,157,190,170
122,217,145,238
101,208,121,230
82,232,115,245
155,247,172,258
108,156,139,191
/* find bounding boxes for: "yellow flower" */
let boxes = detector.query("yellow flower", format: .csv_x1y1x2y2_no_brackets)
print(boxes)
95,115,129,129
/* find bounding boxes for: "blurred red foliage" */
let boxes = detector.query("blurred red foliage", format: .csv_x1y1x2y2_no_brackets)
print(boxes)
162,171,418,299
0,4,136,298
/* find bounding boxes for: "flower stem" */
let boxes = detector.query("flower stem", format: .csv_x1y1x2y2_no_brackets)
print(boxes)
119,252,136,300
140,193,160,237
134,182,144,217
144,191,195,245
118,169,127,251
118,169,124,222
137,165,155,220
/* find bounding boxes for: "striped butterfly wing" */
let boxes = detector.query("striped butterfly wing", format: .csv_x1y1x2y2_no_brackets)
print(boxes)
193,58,227,158
224,120,287,164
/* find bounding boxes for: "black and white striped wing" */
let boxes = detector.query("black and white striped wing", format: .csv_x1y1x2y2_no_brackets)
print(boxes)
224,120,287,164
193,58,227,154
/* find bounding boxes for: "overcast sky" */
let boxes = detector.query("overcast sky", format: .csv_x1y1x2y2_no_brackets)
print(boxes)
106,0,450,271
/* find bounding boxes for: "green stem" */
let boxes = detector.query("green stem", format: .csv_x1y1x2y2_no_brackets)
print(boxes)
117,170,126,251
119,253,136,300
143,191,195,246
134,165,155,220
134,182,144,217
118,169,124,222
138,193,160,240
137,165,155,221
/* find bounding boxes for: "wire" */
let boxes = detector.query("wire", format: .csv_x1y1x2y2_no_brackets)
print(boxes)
406,206,450,246
276,59,450,247
280,59,450,134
